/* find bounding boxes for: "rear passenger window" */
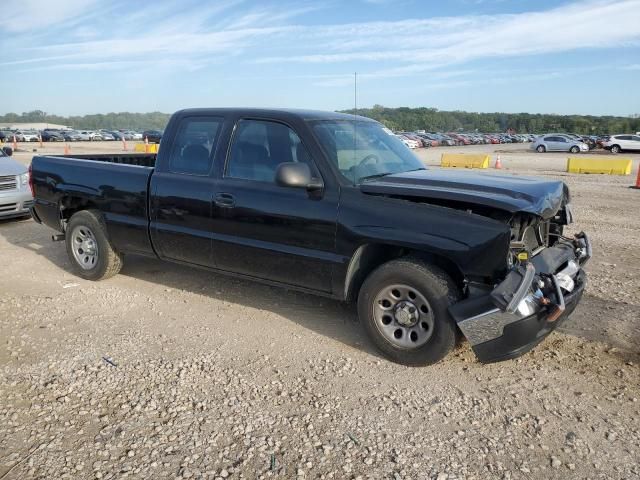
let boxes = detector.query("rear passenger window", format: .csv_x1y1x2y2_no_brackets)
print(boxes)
225,119,315,183
168,117,223,175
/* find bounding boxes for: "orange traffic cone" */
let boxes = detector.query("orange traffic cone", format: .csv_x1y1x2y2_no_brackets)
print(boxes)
631,164,640,190
495,154,503,169
12,135,17,150
122,137,128,151
144,136,149,153
64,143,70,155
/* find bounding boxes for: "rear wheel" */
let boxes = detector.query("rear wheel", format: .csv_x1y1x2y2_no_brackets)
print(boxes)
65,210,123,280
536,145,546,153
610,144,621,154
357,258,460,366
570,146,580,153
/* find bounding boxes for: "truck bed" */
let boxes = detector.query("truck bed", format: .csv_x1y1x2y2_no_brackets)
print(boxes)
31,154,156,256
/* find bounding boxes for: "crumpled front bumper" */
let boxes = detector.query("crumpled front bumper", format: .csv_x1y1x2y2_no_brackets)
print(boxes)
450,232,591,363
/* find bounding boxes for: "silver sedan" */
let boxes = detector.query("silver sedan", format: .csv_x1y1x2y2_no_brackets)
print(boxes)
532,135,589,153
0,147,33,219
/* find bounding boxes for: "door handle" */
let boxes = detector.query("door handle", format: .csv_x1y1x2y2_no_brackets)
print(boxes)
214,192,235,208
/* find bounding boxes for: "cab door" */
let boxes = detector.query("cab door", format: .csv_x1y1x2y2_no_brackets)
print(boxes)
149,116,224,267
210,118,339,293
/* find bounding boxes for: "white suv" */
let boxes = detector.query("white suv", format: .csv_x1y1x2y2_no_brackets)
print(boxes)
603,134,640,154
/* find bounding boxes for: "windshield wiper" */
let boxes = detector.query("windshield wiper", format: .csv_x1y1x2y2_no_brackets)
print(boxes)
359,168,426,183
358,172,394,182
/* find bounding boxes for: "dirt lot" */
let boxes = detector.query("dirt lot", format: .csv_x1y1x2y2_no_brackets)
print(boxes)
1,142,639,479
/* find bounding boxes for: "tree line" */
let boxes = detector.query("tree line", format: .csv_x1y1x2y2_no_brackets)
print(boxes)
0,110,171,130
2,107,640,134
340,105,640,134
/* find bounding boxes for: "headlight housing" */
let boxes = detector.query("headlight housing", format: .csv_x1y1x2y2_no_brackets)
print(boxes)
19,172,29,188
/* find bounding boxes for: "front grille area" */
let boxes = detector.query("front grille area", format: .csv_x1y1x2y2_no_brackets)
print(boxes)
23,200,34,208
0,203,17,212
0,175,17,191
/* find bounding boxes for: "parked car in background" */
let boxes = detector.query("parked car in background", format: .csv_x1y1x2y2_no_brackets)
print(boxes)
448,133,471,145
402,133,430,148
124,130,143,140
439,134,457,146
108,131,125,141
0,130,11,142
78,130,102,142
15,130,40,142
41,130,65,142
602,134,640,153
117,130,135,140
63,130,84,142
416,134,438,146
0,146,33,219
395,134,420,149
99,130,116,141
75,131,96,141
142,130,163,143
532,135,589,153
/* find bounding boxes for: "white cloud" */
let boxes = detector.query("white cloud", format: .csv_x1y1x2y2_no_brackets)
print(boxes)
2,0,639,85
257,0,640,66
1,0,98,33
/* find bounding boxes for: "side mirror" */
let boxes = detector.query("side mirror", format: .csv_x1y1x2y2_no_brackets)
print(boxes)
2,146,13,156
275,162,323,191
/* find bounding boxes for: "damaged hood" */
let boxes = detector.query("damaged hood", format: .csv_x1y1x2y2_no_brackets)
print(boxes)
359,169,568,219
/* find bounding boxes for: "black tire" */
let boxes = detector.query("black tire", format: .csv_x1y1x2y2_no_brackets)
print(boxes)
610,145,620,154
536,145,546,153
65,210,123,280
570,146,579,153
357,257,461,366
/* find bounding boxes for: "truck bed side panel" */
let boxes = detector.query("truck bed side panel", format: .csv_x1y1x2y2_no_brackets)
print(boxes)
31,155,155,256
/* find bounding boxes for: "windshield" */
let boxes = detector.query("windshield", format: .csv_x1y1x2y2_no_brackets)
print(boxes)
311,120,425,184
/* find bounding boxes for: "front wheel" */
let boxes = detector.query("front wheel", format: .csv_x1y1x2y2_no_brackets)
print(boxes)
65,210,123,280
610,145,620,154
570,146,580,153
357,258,460,366
536,145,546,153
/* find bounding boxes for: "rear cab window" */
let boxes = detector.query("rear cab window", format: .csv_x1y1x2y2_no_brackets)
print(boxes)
167,117,223,175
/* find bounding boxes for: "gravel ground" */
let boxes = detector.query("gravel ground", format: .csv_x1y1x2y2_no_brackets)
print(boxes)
1,142,639,479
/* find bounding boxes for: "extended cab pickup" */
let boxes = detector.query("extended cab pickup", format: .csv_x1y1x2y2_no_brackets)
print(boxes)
30,108,590,365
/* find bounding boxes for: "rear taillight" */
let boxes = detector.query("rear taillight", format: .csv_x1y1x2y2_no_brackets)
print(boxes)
28,164,34,197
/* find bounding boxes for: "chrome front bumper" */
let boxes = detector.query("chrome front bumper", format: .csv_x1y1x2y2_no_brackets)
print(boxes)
450,232,590,363
0,190,33,219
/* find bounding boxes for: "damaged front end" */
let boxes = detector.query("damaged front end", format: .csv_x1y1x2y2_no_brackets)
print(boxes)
450,211,591,363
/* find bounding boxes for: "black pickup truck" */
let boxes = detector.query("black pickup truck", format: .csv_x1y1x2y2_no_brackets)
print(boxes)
30,108,590,365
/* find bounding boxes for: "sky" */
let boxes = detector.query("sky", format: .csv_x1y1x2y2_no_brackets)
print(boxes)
1,0,639,117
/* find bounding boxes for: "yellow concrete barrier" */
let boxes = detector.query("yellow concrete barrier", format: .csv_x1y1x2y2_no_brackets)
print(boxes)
566,157,632,175
134,143,159,153
440,153,489,169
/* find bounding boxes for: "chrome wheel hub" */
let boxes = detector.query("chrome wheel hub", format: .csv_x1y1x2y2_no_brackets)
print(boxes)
70,225,99,270
394,301,419,327
373,284,435,349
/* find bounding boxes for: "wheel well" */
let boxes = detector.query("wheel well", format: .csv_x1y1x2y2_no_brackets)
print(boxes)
344,244,465,302
60,197,98,225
